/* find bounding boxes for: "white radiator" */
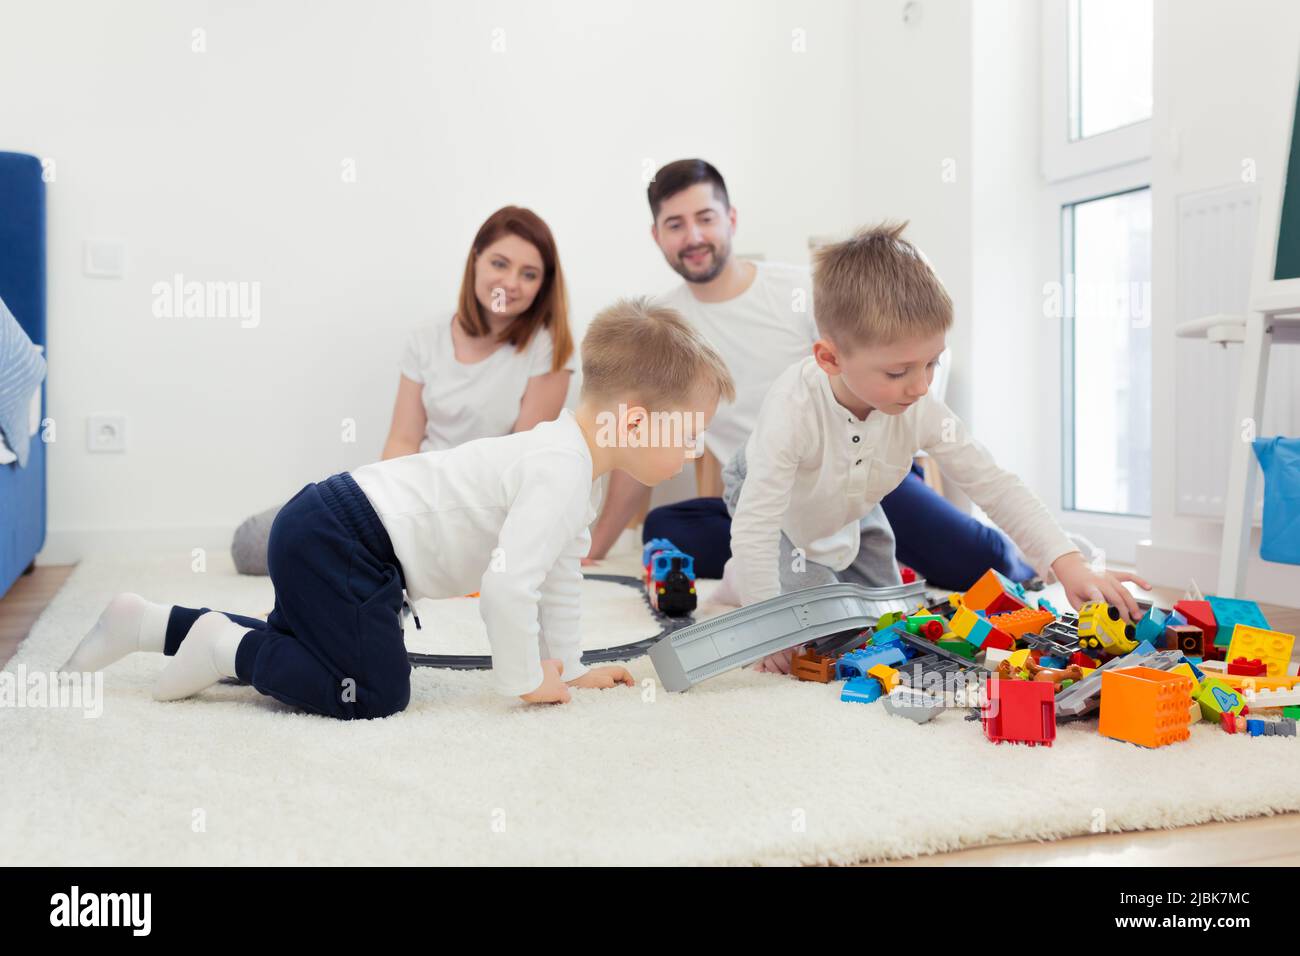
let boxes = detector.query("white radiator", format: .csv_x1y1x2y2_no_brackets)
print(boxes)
1175,184,1299,520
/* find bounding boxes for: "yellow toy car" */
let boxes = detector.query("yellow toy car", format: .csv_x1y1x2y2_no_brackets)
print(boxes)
1077,601,1137,655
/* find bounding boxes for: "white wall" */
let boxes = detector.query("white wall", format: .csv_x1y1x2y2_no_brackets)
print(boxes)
969,0,1045,498
0,0,985,559
1138,0,1300,603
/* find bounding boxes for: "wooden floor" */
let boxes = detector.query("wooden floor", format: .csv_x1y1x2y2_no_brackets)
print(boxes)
0,563,74,669
2,565,1298,866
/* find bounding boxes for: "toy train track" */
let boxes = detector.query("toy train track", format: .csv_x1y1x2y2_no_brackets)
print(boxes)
648,579,935,692
406,573,695,671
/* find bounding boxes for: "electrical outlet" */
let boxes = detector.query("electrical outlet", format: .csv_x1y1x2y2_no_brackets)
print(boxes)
87,414,127,452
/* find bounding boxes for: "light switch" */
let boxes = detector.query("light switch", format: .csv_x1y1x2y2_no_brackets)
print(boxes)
83,239,126,278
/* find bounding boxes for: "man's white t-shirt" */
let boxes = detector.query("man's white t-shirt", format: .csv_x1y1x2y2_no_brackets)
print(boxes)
399,315,577,452
656,261,818,467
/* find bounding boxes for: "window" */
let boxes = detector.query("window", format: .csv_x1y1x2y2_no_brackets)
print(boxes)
1061,187,1152,517
1041,0,1154,556
1068,0,1153,140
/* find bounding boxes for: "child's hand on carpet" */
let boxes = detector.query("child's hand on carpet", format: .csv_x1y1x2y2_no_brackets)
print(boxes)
751,648,795,675
567,665,635,689
1051,551,1151,623
520,659,571,704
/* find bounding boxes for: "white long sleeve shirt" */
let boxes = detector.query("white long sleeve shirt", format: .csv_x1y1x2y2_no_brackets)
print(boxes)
350,410,599,696
730,356,1078,607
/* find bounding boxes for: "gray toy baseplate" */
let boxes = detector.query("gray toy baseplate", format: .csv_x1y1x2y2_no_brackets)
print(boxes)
882,686,946,723
648,580,931,692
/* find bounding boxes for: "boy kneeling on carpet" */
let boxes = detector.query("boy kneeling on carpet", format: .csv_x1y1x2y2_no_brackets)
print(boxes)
63,298,734,717
721,221,1151,674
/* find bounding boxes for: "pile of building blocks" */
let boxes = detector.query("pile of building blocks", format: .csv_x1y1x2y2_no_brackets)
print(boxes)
645,568,1299,750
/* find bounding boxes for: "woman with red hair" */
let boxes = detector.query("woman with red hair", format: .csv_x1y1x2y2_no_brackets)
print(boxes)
232,206,574,574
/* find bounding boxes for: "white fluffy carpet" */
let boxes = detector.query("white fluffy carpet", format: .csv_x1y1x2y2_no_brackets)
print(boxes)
4,549,1300,866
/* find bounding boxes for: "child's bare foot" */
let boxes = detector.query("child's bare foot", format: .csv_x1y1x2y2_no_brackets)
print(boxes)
62,592,171,673
750,648,796,675
520,659,571,704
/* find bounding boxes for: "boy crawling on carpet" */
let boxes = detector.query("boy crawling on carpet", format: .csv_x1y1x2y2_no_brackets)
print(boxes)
63,299,734,717
720,222,1151,674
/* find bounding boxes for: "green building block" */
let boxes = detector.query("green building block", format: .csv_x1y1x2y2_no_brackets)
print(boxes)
936,638,975,660
1195,677,1246,722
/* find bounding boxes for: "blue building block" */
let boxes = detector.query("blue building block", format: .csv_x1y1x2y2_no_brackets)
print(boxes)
1135,607,1170,645
1131,640,1158,658
1207,596,1271,647
1247,718,1265,737
835,646,905,681
841,677,883,704
1037,596,1059,616
873,621,908,647
1168,610,1187,628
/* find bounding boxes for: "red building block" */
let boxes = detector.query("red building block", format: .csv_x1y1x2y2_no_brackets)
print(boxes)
1070,651,1100,669
1228,657,1267,677
1173,600,1217,647
982,677,1056,747
981,630,1016,652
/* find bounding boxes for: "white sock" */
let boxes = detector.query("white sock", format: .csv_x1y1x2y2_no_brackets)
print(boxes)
711,557,742,607
152,611,244,702
61,592,172,673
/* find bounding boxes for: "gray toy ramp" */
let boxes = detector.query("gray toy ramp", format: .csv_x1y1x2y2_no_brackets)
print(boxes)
648,580,931,693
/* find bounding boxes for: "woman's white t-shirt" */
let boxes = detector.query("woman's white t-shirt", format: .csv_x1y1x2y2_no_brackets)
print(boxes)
399,315,575,452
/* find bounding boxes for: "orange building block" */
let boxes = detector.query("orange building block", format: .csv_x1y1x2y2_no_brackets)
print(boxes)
962,569,1028,615
1098,666,1194,748
989,606,1056,639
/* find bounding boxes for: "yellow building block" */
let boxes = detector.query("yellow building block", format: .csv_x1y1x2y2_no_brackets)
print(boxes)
1007,648,1032,669
950,605,980,640
867,664,900,692
1225,624,1295,678
1171,662,1201,694
1194,668,1300,693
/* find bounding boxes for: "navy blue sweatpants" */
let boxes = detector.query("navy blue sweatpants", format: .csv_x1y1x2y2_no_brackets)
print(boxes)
164,473,411,720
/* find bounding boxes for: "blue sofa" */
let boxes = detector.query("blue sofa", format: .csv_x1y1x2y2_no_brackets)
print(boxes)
0,152,48,598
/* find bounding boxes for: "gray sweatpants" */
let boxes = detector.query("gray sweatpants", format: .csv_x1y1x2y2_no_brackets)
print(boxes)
721,444,902,593
231,503,281,576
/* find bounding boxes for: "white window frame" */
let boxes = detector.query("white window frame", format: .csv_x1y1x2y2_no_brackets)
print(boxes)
1040,0,1153,564
1041,0,1152,183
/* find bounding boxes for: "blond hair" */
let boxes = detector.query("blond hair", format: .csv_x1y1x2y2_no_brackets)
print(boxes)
812,221,953,349
580,297,735,409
